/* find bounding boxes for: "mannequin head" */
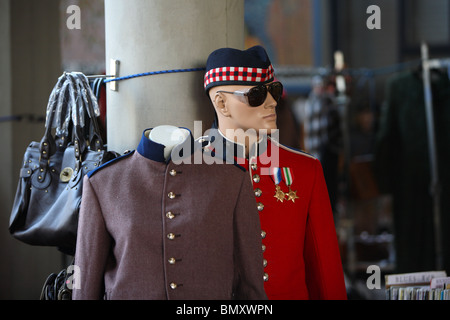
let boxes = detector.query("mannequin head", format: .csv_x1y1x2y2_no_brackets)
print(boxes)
204,46,280,142
208,83,278,134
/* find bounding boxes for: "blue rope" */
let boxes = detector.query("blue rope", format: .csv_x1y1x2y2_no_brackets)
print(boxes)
0,115,21,123
103,60,422,84
104,67,206,83
0,114,45,123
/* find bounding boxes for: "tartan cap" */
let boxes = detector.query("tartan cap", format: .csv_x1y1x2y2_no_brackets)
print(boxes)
204,46,275,93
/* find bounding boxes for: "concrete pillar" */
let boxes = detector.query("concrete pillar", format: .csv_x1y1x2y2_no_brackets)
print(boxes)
105,0,244,153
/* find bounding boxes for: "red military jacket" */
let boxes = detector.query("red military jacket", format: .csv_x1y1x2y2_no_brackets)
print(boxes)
203,129,347,300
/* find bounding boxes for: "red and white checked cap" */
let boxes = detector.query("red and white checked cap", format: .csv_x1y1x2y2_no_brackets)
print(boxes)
204,46,275,92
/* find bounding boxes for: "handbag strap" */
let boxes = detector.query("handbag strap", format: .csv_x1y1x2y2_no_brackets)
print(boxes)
65,73,106,173
69,73,105,150
65,73,87,174
37,72,106,177
73,73,104,152
38,73,71,172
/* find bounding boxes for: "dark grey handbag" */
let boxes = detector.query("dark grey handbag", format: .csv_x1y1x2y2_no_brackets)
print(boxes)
9,72,117,255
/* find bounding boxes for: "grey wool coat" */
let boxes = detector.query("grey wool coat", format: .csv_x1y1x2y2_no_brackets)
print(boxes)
72,129,267,300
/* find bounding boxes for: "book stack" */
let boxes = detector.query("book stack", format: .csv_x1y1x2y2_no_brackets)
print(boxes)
385,271,450,300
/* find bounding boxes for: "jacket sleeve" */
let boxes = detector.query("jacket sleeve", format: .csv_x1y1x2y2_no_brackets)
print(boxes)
304,159,347,300
233,172,268,300
72,176,112,300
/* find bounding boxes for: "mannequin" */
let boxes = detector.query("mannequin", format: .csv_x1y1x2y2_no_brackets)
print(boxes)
73,126,267,300
202,46,347,300
208,85,275,158
147,125,190,160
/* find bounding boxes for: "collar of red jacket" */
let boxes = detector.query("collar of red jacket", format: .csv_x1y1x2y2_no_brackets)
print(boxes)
201,127,272,167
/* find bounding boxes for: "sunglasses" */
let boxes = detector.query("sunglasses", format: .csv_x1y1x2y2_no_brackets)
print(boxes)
217,81,283,107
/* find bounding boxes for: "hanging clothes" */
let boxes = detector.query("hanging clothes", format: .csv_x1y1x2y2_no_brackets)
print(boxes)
301,76,343,214
375,69,450,273
302,77,332,159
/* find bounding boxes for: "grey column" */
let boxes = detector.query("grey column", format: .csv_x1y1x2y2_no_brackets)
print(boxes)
105,0,244,153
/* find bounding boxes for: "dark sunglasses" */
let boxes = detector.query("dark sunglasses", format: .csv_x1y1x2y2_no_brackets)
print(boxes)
217,81,283,107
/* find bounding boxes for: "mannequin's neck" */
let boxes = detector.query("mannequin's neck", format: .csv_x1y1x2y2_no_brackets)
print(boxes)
146,126,190,160
217,126,260,158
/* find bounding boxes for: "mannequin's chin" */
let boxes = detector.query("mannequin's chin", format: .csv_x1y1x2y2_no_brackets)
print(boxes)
256,127,278,136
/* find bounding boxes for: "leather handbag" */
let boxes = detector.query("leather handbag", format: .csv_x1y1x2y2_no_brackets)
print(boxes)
40,260,75,300
9,72,117,255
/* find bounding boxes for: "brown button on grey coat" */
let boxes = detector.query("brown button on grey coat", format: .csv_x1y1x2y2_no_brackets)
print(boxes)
72,130,267,300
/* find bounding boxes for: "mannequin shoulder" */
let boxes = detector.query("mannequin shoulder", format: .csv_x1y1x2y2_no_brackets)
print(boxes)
87,150,135,178
279,144,316,160
269,138,316,160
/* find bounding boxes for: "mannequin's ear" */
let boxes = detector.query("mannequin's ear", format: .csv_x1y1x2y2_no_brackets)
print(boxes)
213,93,231,117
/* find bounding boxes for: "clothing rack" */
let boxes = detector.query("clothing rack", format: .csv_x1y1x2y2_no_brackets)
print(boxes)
277,49,450,272
420,42,450,271
274,59,425,79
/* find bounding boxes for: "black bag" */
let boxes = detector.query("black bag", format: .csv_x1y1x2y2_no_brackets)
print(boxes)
9,72,117,255
40,261,75,300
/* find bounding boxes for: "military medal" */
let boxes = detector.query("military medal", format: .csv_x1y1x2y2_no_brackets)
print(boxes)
271,167,286,202
282,167,299,203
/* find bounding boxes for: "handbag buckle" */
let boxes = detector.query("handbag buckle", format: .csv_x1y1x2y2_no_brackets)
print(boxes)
60,167,74,183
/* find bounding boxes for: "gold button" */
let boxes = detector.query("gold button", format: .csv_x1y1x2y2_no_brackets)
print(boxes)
261,230,266,239
254,188,262,197
170,282,177,289
257,202,264,212
169,169,177,176
168,257,176,265
252,174,260,183
167,233,176,240
263,259,268,267
168,192,176,199
263,273,269,282
166,211,175,219
262,244,266,252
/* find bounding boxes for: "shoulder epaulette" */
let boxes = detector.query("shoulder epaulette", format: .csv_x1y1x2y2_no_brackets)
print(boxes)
279,144,316,160
87,150,135,178
269,137,317,160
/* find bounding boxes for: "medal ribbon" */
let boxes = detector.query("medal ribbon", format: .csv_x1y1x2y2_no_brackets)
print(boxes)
282,167,293,186
271,167,282,185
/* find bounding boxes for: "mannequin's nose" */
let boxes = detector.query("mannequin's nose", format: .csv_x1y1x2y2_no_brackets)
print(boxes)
264,92,277,109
